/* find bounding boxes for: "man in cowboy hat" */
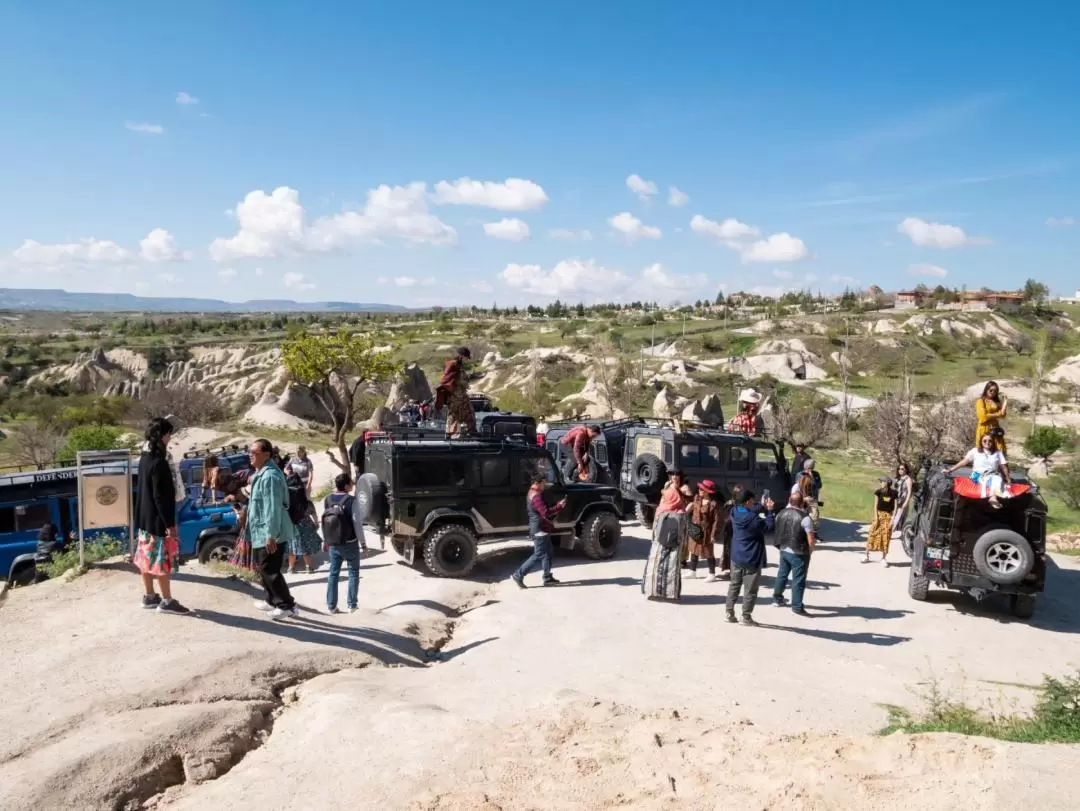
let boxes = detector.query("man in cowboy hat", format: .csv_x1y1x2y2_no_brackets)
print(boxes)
727,388,765,436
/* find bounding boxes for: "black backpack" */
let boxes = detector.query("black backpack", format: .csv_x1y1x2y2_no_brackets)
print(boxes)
285,473,308,524
321,493,357,546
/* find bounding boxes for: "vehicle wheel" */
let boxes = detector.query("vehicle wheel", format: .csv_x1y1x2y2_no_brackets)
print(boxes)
634,502,655,530
632,453,666,493
355,473,387,526
10,562,35,587
1010,594,1036,619
901,523,915,559
908,563,929,601
198,534,237,565
972,528,1034,586
423,524,478,578
581,512,622,560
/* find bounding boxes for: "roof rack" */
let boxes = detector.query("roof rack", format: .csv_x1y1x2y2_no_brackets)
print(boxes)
367,429,533,448
0,461,130,490
181,444,247,460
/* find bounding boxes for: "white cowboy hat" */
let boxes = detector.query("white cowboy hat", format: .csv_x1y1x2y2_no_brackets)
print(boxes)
737,388,762,404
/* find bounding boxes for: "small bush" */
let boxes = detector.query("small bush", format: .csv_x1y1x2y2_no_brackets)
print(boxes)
41,537,124,579
1046,458,1080,510
1024,425,1067,465
60,424,133,461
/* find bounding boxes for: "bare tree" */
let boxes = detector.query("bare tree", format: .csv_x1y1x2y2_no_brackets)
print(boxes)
1030,329,1050,436
11,421,64,469
767,386,838,448
588,338,637,418
865,385,975,469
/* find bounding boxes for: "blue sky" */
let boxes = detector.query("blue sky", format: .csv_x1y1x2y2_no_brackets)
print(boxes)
1,1,1078,306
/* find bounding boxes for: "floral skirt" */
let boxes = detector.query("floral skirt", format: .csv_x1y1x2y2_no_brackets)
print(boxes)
134,530,178,577
289,517,321,557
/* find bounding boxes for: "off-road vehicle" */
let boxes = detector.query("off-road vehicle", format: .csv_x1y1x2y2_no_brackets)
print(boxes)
619,421,791,527
357,431,622,577
904,463,1047,619
544,417,643,486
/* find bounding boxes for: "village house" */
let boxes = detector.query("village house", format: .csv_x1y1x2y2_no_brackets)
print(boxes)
893,290,924,310
935,290,1024,313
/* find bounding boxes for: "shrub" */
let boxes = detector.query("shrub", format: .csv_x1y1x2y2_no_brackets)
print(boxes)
1046,458,1080,511
41,537,124,579
1024,425,1068,467
60,425,133,461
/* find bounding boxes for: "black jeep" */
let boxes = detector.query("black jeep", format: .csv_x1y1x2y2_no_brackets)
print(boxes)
904,464,1047,619
356,431,622,578
619,422,790,527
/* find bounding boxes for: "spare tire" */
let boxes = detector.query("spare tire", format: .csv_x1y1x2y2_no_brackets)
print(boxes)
972,528,1034,586
632,453,667,493
355,473,387,527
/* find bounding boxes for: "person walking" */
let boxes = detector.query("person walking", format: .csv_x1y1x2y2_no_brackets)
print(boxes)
322,473,367,613
686,480,721,581
511,474,567,588
134,417,190,614
285,445,315,497
726,490,776,626
772,493,817,616
247,438,299,620
285,470,321,574
864,477,896,564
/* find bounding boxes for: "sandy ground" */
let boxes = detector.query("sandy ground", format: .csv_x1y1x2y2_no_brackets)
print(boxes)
3,521,1080,809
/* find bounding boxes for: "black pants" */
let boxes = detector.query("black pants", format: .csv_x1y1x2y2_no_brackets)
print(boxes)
689,555,716,574
254,544,295,609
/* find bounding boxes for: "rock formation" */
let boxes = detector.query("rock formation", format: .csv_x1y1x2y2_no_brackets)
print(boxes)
385,363,432,409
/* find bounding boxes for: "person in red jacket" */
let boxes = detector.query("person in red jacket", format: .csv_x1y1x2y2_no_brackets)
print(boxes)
561,424,600,480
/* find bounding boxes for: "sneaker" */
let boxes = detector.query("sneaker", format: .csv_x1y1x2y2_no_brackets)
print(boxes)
253,600,275,611
511,575,526,589
542,577,560,587
157,599,191,615
740,615,758,627
270,606,300,621
141,593,162,609
326,606,341,615
306,565,316,574
773,595,788,607
348,606,359,613
725,613,738,624
686,570,698,579
288,566,297,575
792,608,810,617
705,574,719,583
882,558,890,567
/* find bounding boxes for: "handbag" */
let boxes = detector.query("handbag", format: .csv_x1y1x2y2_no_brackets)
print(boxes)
686,520,704,541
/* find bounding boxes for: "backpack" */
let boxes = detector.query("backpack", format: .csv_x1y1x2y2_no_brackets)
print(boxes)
286,472,308,524
812,470,822,491
321,493,357,546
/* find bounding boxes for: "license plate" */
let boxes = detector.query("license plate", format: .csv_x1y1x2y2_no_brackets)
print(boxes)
925,548,950,560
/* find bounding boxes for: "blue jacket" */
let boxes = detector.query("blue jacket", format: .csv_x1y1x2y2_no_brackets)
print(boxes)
729,504,775,570
246,462,296,550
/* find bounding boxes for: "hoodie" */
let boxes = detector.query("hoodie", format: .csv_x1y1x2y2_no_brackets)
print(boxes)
729,504,775,570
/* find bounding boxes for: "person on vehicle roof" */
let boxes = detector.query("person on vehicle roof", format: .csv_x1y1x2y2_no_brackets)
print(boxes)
864,477,896,565
436,347,476,438
726,489,777,626
727,388,765,436
561,424,601,481
976,380,1008,454
511,473,567,588
946,434,1013,509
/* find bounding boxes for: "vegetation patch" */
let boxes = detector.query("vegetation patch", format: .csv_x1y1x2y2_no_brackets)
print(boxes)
40,537,124,580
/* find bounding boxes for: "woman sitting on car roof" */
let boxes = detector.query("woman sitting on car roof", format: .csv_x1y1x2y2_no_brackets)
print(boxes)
727,388,765,436
946,433,1013,509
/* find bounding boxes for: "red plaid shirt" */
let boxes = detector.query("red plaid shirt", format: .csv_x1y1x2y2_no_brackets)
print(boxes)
727,408,760,436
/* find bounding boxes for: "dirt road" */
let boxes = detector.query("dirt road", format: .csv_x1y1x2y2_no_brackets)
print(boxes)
3,520,1080,809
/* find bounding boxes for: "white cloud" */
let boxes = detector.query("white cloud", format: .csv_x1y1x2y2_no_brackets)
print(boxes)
431,178,548,211
1046,216,1076,227
483,218,531,242
608,212,661,243
139,228,191,262
176,91,199,106
690,215,761,243
12,238,131,266
642,263,707,290
626,174,658,202
907,262,949,278
125,121,165,135
548,228,592,242
210,184,458,261
897,217,983,248
501,258,630,297
218,268,237,280
668,186,689,207
772,269,793,279
283,271,315,291
741,233,809,263
471,281,495,294
388,276,436,288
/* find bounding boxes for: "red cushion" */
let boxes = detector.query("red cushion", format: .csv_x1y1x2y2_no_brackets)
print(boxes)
952,477,1031,500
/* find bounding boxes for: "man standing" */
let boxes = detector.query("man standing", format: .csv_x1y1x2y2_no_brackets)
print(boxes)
322,472,367,614
790,442,810,481
726,490,776,626
561,424,600,481
772,493,816,616
247,438,299,621
511,474,567,588
793,458,822,537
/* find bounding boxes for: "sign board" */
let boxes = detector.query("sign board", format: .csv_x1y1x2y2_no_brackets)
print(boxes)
79,473,131,529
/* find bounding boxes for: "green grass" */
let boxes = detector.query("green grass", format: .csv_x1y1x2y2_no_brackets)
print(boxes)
40,538,124,580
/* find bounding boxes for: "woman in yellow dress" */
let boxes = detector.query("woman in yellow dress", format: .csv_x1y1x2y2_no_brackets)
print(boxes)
976,380,1008,453
864,477,896,566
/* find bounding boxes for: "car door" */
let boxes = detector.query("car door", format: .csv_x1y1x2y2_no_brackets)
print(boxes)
752,443,789,503
469,455,527,537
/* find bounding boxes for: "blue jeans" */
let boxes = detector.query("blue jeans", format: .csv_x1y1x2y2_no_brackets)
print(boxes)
773,550,811,611
326,542,361,610
514,534,553,582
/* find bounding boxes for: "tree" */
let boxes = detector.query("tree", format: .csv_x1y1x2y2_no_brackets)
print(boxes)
766,386,838,449
1030,329,1050,436
1046,458,1080,510
11,421,64,469
60,425,133,462
1022,278,1050,304
1024,425,1067,470
281,332,400,468
864,387,975,469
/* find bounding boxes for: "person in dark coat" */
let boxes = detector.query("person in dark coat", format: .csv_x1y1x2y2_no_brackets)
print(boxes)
790,442,811,480
33,523,61,583
725,490,776,626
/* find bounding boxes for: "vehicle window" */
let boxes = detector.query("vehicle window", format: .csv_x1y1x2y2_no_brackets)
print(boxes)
480,458,511,488
663,442,673,465
754,446,779,473
399,458,468,489
17,503,52,530
546,441,559,457
701,445,722,468
521,455,556,484
728,446,750,472
0,506,15,533
679,444,700,466
594,443,608,465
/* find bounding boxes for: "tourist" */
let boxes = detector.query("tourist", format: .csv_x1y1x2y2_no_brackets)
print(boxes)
435,347,476,438
793,458,822,537
718,484,743,578
947,435,1012,508
686,479,721,581
536,415,549,447
976,380,1008,453
134,417,190,614
201,454,221,503
247,438,299,620
285,445,315,496
864,477,896,564
892,462,914,536
286,470,321,574
771,492,816,616
322,472,367,613
561,424,600,481
790,442,811,480
33,522,61,583
511,474,567,588
727,388,765,436
656,470,693,566
726,489,776,626
643,508,684,601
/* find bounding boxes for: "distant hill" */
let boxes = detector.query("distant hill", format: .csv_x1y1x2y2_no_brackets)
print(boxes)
0,288,409,313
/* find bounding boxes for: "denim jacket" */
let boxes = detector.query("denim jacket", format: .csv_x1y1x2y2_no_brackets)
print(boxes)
246,462,295,550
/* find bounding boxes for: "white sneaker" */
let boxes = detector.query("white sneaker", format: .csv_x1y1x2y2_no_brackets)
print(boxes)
686,570,698,579
253,601,274,611
705,574,719,583
270,606,299,621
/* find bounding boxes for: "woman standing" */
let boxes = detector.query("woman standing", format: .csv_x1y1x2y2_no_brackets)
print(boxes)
287,477,322,574
891,462,914,537
201,454,221,503
134,417,190,614
286,446,315,497
686,480,721,582
864,477,896,565
976,380,1008,453
656,470,692,566
643,509,684,601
